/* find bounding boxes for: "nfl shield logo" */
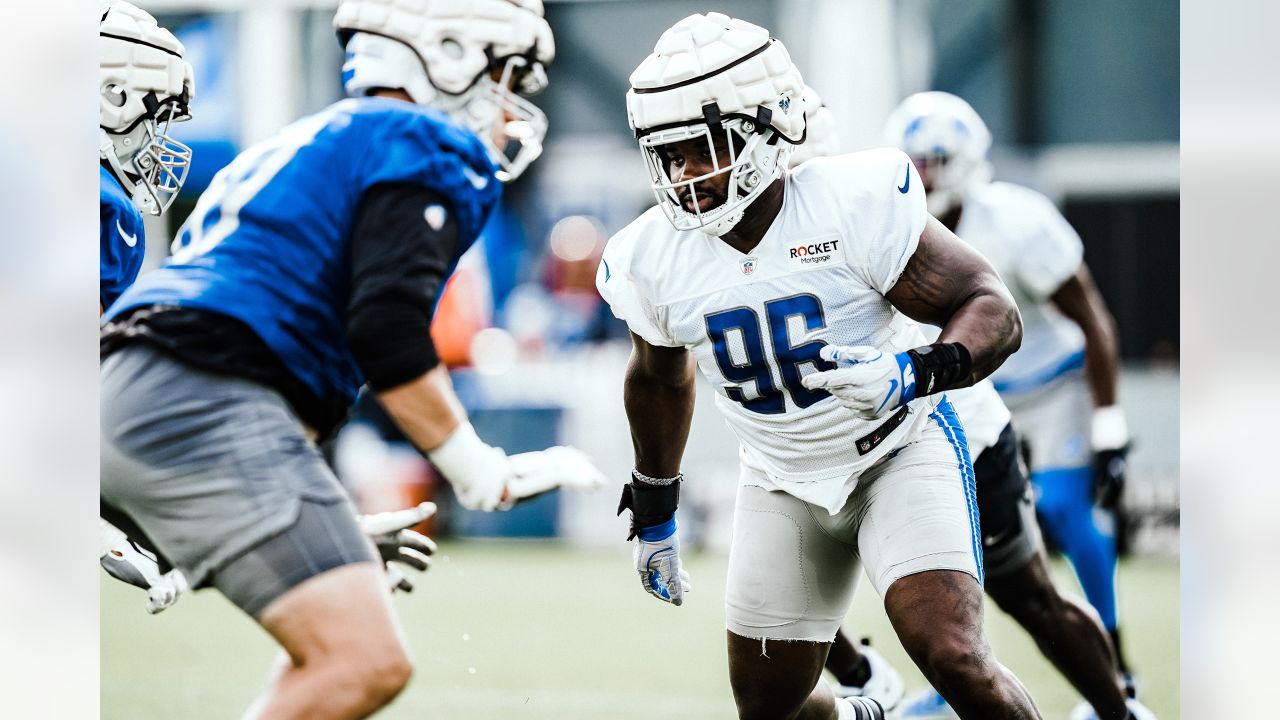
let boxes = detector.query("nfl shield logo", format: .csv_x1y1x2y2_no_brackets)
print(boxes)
741,257,757,275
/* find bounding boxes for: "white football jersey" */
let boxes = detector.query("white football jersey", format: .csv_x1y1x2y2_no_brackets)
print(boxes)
917,323,1011,456
955,182,1086,396
597,148,939,514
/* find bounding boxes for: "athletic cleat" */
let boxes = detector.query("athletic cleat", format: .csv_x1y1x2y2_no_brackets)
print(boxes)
837,696,886,720
1068,698,1158,720
830,640,905,714
898,689,957,719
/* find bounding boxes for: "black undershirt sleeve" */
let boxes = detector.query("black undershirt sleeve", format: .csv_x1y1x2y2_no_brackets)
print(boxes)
346,182,460,391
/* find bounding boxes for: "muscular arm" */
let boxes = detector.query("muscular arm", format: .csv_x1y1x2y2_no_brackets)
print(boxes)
1050,263,1119,408
885,215,1023,385
376,365,465,452
624,332,696,478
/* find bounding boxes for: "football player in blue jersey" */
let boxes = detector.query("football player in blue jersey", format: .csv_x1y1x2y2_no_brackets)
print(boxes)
97,0,200,614
100,2,604,717
98,0,193,313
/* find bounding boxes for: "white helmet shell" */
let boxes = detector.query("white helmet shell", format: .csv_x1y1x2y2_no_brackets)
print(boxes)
99,0,195,215
788,85,840,168
882,91,992,216
627,12,806,236
335,0,555,182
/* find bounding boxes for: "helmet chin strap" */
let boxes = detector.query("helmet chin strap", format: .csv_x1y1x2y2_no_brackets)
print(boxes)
100,127,153,213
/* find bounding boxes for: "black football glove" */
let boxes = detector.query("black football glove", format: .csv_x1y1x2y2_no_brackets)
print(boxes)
1092,444,1129,510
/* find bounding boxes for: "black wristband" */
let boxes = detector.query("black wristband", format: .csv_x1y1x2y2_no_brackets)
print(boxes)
906,342,974,397
616,475,681,540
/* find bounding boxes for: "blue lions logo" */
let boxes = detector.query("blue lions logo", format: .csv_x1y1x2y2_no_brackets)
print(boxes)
778,96,791,114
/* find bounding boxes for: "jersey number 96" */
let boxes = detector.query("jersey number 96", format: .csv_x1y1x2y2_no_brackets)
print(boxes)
704,294,835,414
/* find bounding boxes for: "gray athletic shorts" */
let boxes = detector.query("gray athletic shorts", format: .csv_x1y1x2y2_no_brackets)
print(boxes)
101,345,376,617
724,402,982,642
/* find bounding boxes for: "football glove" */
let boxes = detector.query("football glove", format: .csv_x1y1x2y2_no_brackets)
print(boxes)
428,423,607,512
801,345,917,420
633,517,691,606
99,518,188,614
504,446,608,508
1090,406,1130,510
359,502,438,593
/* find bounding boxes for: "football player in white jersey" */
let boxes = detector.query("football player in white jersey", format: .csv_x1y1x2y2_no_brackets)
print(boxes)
598,14,1040,720
883,93,1138,716
792,93,1154,720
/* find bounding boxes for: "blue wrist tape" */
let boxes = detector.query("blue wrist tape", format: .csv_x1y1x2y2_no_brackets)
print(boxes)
637,515,677,542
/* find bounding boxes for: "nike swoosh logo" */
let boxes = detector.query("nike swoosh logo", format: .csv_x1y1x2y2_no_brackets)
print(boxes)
876,379,899,414
897,163,911,194
602,258,611,282
117,219,138,248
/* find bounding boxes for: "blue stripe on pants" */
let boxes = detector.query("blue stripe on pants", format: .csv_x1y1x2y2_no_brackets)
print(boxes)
930,397,984,585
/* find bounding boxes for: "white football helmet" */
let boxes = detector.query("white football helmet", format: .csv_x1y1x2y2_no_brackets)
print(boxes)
627,12,806,237
335,0,554,182
788,85,840,168
99,1,196,216
882,91,993,216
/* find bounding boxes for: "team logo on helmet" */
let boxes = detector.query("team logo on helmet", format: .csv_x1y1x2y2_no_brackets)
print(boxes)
882,91,993,216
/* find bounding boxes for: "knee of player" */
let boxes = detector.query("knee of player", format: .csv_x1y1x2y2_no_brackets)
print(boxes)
920,635,994,687
351,647,414,705
990,579,1061,631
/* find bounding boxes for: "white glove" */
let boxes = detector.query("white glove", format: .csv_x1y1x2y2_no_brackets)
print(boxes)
504,446,608,508
801,345,918,420
145,570,189,615
428,423,607,512
633,518,691,606
359,502,438,593
99,518,188,614
427,423,513,511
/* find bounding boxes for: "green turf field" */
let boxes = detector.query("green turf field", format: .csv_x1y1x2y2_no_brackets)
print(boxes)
101,541,1178,719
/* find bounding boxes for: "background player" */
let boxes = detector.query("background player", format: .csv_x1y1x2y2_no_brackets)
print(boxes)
791,91,1153,720
101,1,603,717
97,0,197,612
600,13,1039,720
883,93,1139,713
98,0,193,312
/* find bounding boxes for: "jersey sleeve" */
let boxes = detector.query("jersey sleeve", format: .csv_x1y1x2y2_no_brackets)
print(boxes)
99,182,146,310
595,235,679,348
361,110,503,249
1011,192,1084,301
836,149,928,295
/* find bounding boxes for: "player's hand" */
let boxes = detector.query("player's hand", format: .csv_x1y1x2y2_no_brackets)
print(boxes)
428,423,514,511
1092,446,1128,509
359,502,438,593
100,518,188,614
145,570,189,614
502,446,608,509
1090,406,1130,510
801,345,917,420
633,517,691,606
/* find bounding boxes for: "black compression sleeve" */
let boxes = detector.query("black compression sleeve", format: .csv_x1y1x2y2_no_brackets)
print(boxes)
346,183,460,391
906,342,974,397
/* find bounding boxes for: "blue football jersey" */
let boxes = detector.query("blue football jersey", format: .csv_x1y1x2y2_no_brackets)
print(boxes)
105,97,502,409
100,166,147,310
